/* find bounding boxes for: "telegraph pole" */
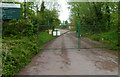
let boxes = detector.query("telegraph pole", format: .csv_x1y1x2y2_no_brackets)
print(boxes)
118,2,120,77
24,0,26,19
77,21,81,50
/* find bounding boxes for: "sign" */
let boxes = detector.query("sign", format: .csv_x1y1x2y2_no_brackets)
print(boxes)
1,3,20,19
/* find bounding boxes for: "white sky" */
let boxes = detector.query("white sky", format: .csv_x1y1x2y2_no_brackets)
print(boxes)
58,0,70,23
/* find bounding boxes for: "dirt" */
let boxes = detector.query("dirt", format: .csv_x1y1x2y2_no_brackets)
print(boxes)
95,60,117,71
17,31,118,75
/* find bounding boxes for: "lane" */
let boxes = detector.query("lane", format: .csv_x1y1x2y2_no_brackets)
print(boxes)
18,31,118,75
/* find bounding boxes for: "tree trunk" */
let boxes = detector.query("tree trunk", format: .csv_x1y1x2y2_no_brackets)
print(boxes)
106,4,110,31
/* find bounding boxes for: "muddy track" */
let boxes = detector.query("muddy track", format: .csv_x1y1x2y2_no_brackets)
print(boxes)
60,35,71,66
17,31,118,75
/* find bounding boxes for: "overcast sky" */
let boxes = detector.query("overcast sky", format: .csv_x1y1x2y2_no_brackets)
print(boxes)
58,0,70,23
2,0,70,22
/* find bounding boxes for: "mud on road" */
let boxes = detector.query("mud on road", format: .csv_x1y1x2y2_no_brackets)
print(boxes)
18,31,118,75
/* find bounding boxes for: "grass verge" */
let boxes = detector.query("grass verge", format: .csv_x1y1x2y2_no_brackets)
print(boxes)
81,30,118,50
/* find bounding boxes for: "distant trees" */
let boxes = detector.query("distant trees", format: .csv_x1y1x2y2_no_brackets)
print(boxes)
65,20,68,25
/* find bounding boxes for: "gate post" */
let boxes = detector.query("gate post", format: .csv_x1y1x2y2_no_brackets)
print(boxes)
77,21,81,50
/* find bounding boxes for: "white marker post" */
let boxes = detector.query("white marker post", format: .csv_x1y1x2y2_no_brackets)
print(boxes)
53,31,57,36
57,31,61,36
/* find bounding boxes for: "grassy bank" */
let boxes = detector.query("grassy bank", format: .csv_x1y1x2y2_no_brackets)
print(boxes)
81,30,118,50
2,32,54,76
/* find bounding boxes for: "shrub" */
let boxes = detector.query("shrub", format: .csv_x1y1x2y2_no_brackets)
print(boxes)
2,32,54,76
3,19,36,38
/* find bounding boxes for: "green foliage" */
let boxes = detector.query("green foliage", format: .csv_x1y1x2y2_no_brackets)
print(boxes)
69,2,118,33
3,2,61,37
3,19,36,37
34,9,61,25
2,32,54,76
40,1,45,12
70,27,77,31
65,20,68,25
89,30,118,50
20,2,36,19
33,9,61,31
69,2,118,50
2,1,61,76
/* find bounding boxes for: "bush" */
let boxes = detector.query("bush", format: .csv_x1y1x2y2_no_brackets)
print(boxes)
2,32,54,76
3,19,36,38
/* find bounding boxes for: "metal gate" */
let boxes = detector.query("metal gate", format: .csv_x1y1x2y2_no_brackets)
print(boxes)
39,21,81,50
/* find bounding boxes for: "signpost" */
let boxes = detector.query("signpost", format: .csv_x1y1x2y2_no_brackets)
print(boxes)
1,3,20,19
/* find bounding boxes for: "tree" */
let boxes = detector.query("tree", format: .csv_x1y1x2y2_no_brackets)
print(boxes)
65,20,68,25
68,2,118,33
40,1,45,12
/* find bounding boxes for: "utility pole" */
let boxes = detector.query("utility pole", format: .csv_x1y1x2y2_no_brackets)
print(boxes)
77,21,81,50
24,0,26,19
118,3,120,76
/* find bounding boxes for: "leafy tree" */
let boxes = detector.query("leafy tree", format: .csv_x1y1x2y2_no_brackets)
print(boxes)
65,20,68,25
3,1,61,37
40,1,45,12
68,2,118,33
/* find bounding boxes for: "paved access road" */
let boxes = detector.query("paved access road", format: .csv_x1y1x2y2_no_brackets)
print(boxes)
18,31,118,75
